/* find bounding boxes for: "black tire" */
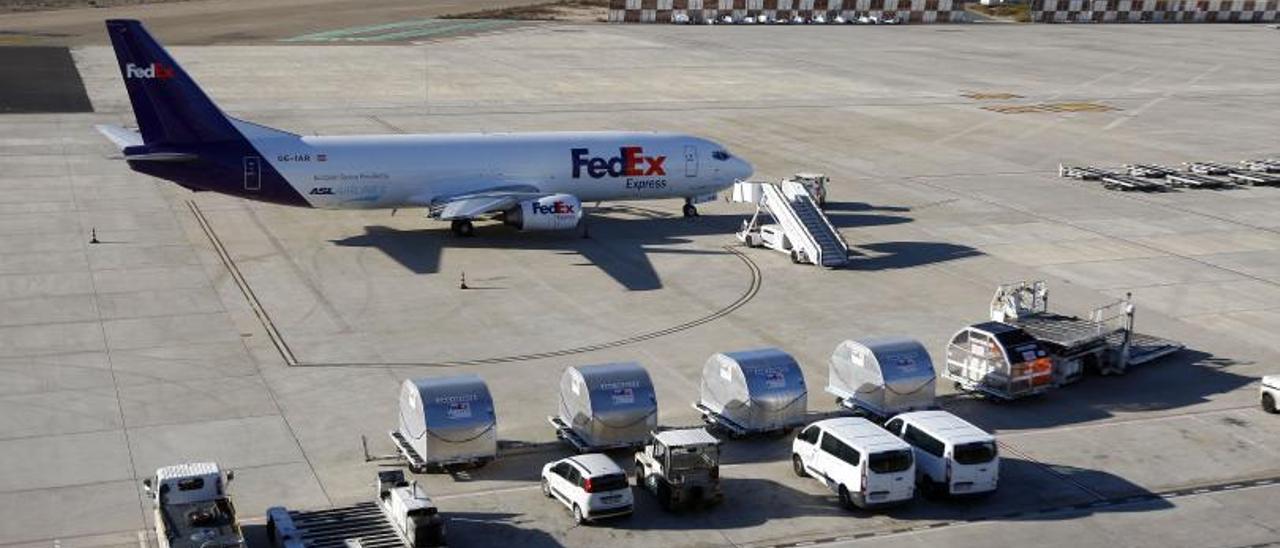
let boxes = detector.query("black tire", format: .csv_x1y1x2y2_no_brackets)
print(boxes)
634,465,645,487
572,504,586,525
1264,392,1278,414
541,478,552,498
682,203,698,218
790,250,801,264
838,485,855,510
792,454,808,478
657,482,674,511
920,476,942,499
451,219,475,237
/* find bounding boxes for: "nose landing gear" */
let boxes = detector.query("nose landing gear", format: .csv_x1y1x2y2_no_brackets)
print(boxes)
682,201,700,218
450,219,475,237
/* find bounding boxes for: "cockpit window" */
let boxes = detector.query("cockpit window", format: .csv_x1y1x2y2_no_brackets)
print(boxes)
712,150,731,161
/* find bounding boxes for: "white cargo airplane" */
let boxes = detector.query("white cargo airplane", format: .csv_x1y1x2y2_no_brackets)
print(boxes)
96,20,753,236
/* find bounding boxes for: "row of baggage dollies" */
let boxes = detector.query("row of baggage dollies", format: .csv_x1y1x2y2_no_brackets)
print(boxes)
1060,160,1280,191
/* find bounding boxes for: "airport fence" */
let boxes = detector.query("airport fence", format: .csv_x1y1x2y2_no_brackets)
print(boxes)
1030,0,1280,22
607,0,970,23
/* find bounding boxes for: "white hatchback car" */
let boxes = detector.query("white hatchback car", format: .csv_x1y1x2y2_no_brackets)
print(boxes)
541,453,633,524
1263,375,1279,414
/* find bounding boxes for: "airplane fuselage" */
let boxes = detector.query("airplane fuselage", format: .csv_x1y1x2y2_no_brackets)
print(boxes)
135,124,750,211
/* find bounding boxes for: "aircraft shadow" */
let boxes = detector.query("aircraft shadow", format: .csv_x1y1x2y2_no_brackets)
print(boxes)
440,511,564,548
329,204,916,291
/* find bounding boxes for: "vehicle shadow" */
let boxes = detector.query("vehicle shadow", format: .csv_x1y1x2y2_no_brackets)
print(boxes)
841,241,982,271
328,204,918,291
622,454,1170,533
887,456,1173,522
939,350,1255,431
822,201,913,213
241,523,271,548
440,447,571,483
616,476,849,531
443,511,565,548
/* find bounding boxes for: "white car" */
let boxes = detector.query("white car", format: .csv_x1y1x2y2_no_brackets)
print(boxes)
884,411,999,496
541,454,633,524
792,418,915,509
1263,375,1279,414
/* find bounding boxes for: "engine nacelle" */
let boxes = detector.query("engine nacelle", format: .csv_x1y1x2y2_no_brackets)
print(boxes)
502,194,582,231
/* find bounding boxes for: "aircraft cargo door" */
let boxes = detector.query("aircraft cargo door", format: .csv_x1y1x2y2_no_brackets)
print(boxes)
685,145,698,177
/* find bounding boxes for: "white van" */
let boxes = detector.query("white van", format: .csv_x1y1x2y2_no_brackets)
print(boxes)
884,410,999,496
791,418,915,509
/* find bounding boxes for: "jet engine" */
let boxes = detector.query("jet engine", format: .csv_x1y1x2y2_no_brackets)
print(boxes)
502,194,583,231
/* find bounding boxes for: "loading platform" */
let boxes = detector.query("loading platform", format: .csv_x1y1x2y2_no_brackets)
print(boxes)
991,281,1183,378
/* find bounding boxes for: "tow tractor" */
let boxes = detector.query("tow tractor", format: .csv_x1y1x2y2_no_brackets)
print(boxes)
143,462,245,548
634,428,724,511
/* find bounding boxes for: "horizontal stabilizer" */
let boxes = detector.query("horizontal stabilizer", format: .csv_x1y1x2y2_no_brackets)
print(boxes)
122,152,199,162
95,124,143,150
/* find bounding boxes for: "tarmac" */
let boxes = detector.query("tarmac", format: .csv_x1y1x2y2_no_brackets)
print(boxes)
1,12,1280,548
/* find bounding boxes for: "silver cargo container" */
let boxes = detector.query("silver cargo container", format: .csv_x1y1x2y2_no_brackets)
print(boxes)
696,348,808,435
551,362,657,451
827,337,936,420
393,375,496,471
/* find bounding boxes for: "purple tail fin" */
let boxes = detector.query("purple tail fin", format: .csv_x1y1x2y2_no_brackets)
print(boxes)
103,19,310,208
105,19,239,147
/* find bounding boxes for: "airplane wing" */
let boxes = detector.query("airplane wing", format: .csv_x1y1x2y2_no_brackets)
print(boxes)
427,185,551,220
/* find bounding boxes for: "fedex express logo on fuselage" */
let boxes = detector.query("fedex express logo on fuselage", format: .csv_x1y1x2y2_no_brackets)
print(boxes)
571,147,666,179
125,62,175,80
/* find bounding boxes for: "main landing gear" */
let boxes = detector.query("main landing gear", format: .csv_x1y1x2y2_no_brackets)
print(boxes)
450,219,475,237
682,200,700,218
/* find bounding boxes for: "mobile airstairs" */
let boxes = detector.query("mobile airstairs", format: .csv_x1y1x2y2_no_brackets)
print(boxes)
733,180,849,268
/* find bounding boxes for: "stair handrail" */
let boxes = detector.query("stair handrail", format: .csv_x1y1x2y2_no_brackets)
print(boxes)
761,183,821,263
779,181,849,262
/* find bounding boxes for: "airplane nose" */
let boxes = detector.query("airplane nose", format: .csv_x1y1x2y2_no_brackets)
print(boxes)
735,157,754,181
